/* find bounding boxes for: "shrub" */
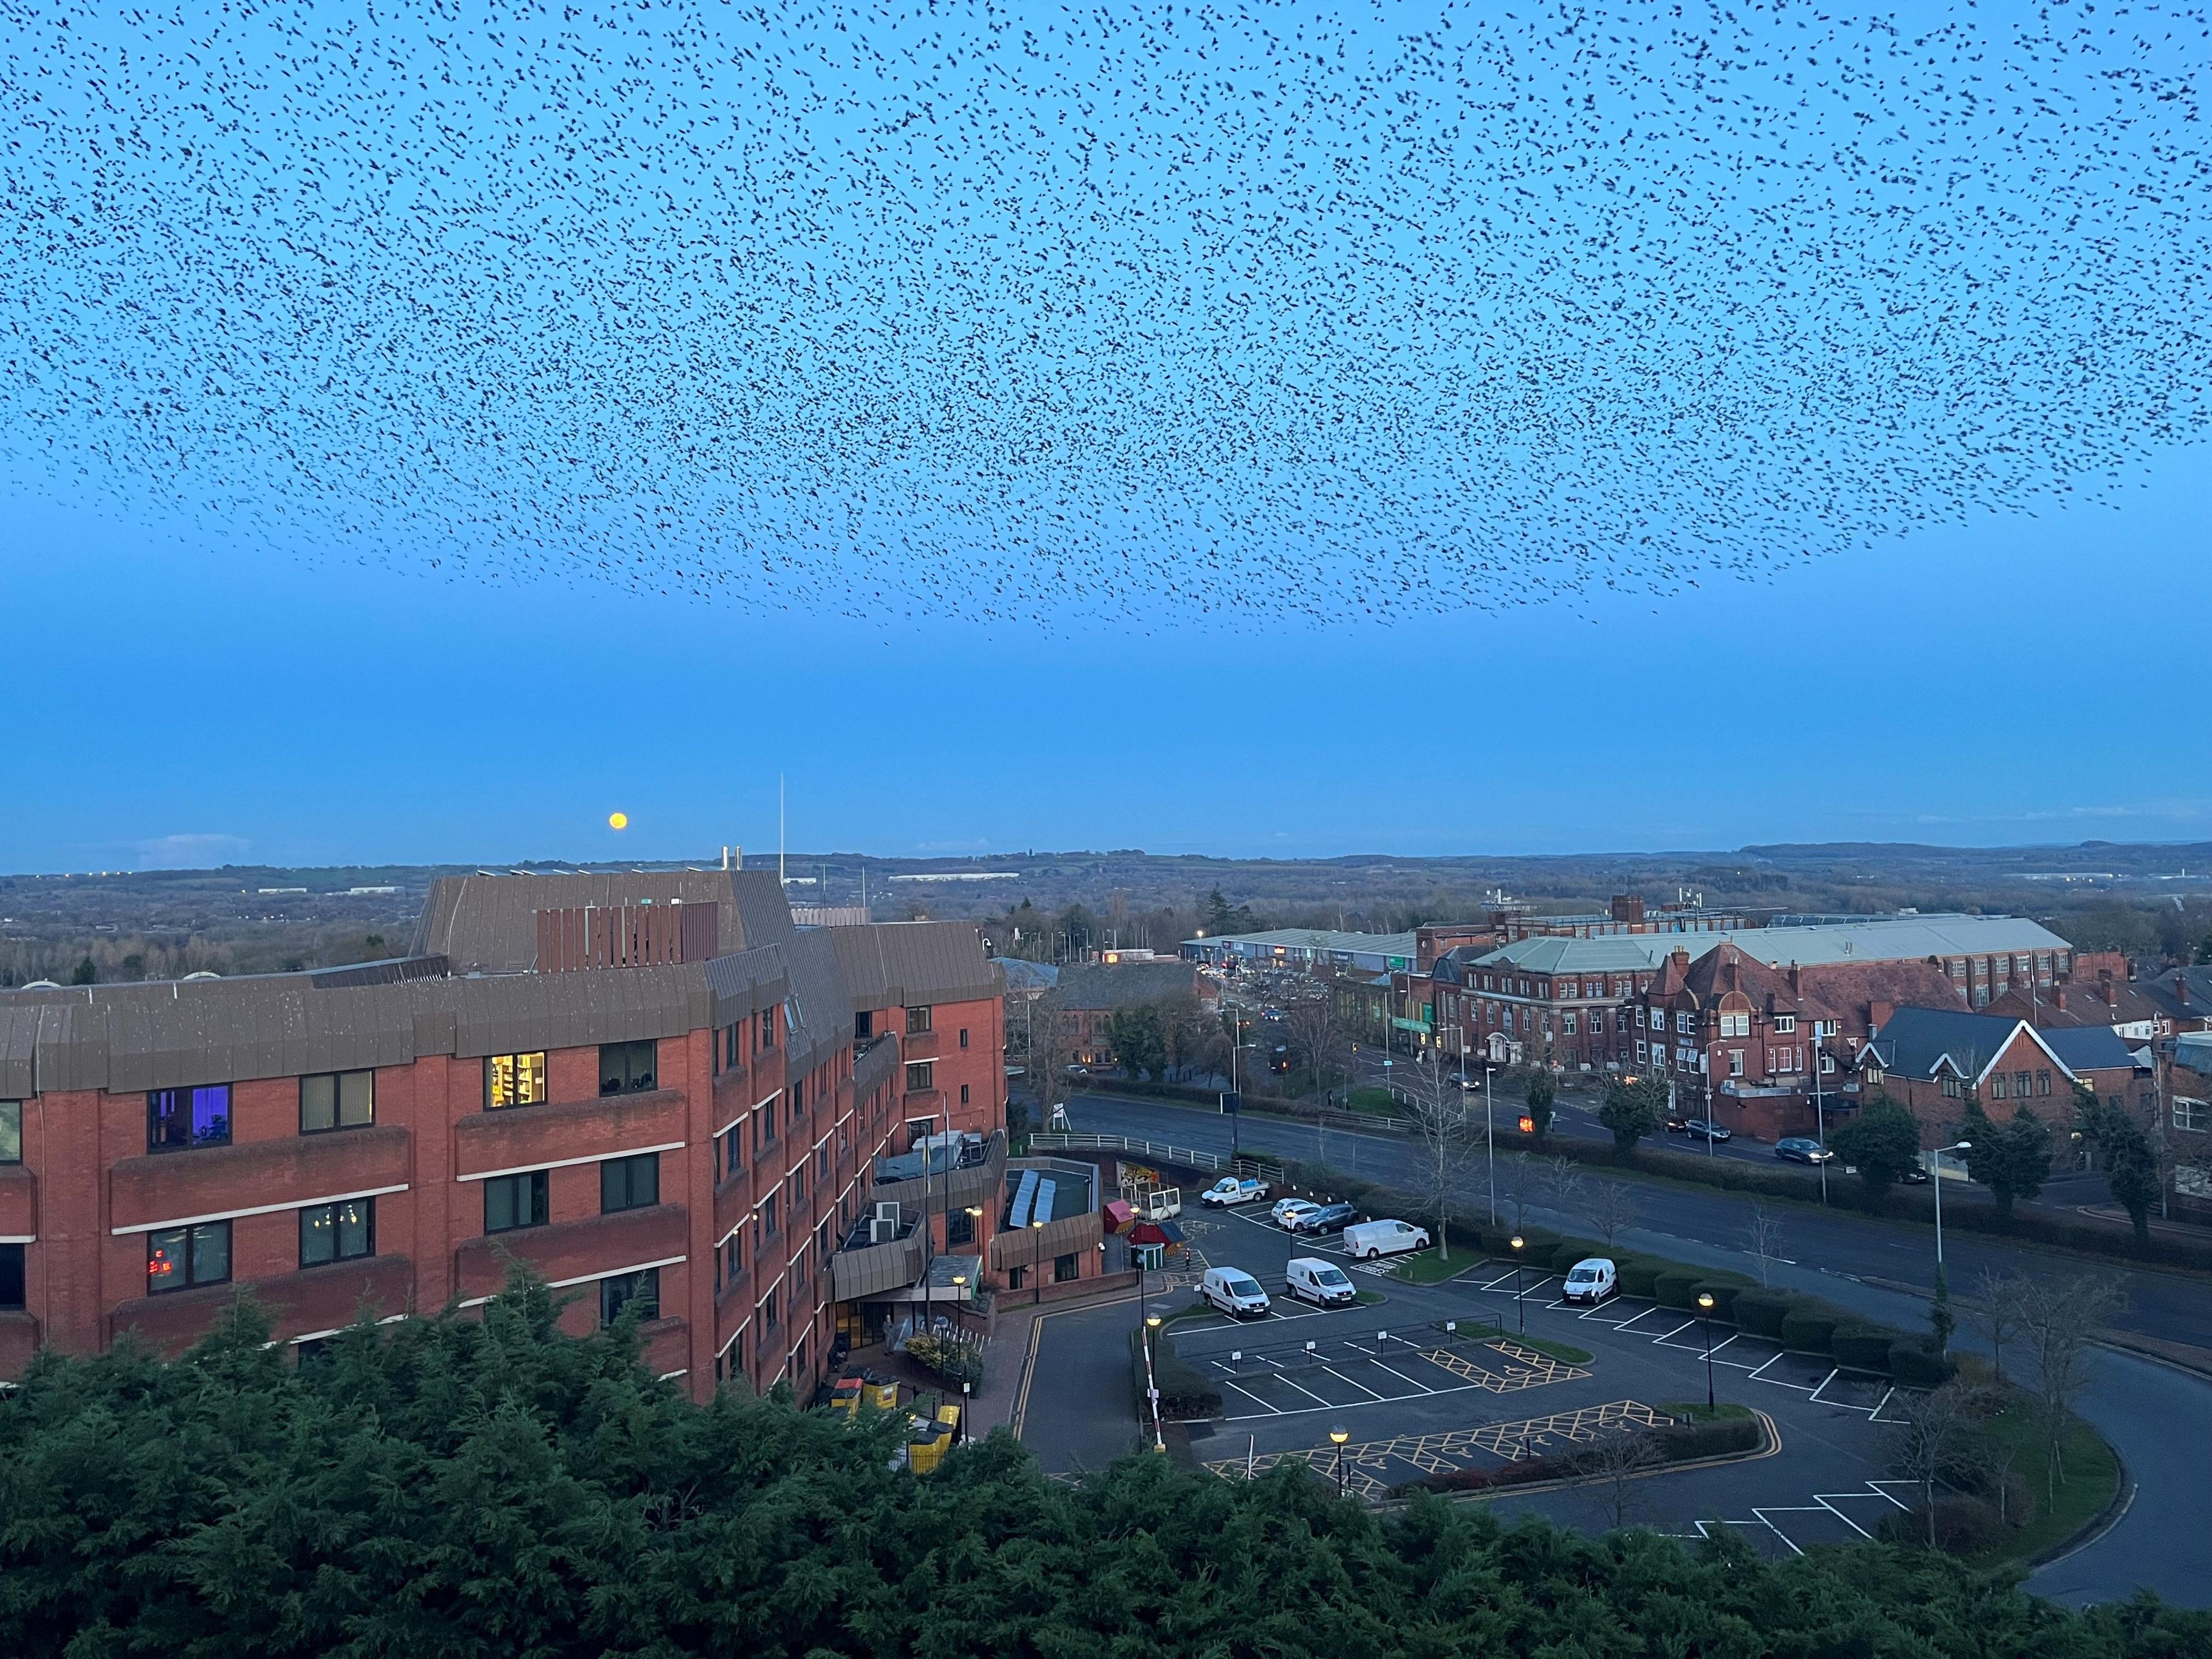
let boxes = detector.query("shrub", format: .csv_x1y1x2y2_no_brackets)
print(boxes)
1617,1257,1665,1299
1889,1339,1958,1388
1549,1238,1605,1273
1131,1329,1222,1421
1877,1494,2008,1556
1688,1280,1748,1320
1393,1414,1762,1496
1779,1307,1840,1354
1733,1290,1795,1339
1831,1323,1895,1372
1653,1271,1704,1310
904,1332,985,1389
1649,1415,1763,1460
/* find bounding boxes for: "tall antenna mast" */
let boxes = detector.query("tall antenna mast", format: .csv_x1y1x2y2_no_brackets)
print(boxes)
779,775,786,887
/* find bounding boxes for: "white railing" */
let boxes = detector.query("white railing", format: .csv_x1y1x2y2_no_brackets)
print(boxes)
1029,1131,1225,1172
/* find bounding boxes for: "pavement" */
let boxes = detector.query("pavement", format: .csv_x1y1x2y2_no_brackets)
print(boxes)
1056,1093,2212,1607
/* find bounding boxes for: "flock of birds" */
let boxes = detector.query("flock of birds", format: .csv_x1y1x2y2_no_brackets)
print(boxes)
1,1,2207,626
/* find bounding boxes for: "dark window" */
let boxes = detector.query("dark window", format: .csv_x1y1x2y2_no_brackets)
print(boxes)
960,1084,971,1106
948,1207,974,1247
147,1085,231,1152
724,1230,743,1282
761,1285,780,1331
817,1141,830,1177
789,1164,806,1207
300,1070,374,1134
300,1198,375,1267
1055,1252,1080,1283
762,1191,779,1236
907,1005,933,1035
600,1153,660,1214
959,1028,969,1050
600,1267,660,1326
0,1100,20,1164
906,1062,934,1093
1006,1266,1025,1291
599,1039,658,1096
0,1242,23,1310
792,1078,805,1115
147,1221,230,1294
484,1171,550,1234
759,1008,777,1049
2014,1070,2033,1100
2037,1070,2053,1096
719,1124,744,1180
855,1010,874,1041
757,1104,777,1149
724,1024,740,1069
485,1052,547,1109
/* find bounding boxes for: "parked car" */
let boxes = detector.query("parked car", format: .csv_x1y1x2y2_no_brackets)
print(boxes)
1342,1218,1431,1260
1199,1175,1270,1207
1289,1200,1357,1234
1285,1257,1359,1308
1271,1197,1321,1229
1775,1137,1834,1164
1671,1118,1733,1143
1560,1257,1618,1305
1198,1267,1272,1319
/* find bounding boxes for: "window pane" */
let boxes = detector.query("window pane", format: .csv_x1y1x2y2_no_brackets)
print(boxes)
148,1226,189,1293
486,1177,516,1234
336,1199,372,1260
191,1086,231,1145
0,1242,23,1310
0,1101,19,1164
599,1044,628,1096
191,1222,230,1286
301,1204,336,1267
338,1071,375,1127
301,1074,336,1132
634,1154,657,1206
628,1041,656,1091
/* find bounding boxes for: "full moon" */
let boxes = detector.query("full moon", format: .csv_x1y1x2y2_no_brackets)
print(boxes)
608,812,628,831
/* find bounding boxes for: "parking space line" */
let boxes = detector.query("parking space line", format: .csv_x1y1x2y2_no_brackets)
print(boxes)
1649,1319,1702,1348
1218,1378,1285,1415
1363,1357,1438,1393
1320,1366,1387,1400
1746,1352,1827,1392
1221,1377,1489,1423
1274,1374,1338,1408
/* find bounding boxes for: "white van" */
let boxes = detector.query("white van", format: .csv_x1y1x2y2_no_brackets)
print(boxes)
1198,1266,1272,1319
1560,1257,1618,1305
1285,1257,1358,1308
1342,1218,1430,1260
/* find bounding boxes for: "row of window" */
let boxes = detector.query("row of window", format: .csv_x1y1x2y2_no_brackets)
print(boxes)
1472,974,1646,1000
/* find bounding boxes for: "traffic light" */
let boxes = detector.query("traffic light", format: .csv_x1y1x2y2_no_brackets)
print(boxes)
1517,1114,1536,1135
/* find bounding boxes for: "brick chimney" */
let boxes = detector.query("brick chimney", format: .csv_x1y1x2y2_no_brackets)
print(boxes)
2104,980,2118,1008
1671,946,1691,973
2054,986,2067,1013
1786,963,1801,994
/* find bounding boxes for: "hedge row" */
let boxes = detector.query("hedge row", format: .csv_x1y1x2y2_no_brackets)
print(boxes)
1130,1328,1222,1421
1394,1414,1762,1496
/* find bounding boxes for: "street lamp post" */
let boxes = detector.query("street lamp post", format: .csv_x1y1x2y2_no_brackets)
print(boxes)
1695,1291,1717,1411
1145,1313,1165,1452
1931,1140,1971,1268
1510,1234,1527,1333
1329,1425,1350,1497
1483,1065,1498,1225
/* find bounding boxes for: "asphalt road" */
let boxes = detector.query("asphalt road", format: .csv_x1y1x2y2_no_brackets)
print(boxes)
1064,1093,2212,1607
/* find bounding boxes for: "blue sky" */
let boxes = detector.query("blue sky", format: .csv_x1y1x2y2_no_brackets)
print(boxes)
4,434,2207,873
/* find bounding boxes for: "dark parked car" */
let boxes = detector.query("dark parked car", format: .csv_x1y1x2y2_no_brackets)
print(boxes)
1291,1200,1357,1234
1775,1137,1835,1164
1670,1118,1733,1143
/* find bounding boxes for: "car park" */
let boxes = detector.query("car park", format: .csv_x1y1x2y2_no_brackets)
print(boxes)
1270,1197,1321,1229
1200,1175,1271,1207
1342,1218,1431,1260
1289,1200,1356,1234
1285,1257,1359,1307
1670,1117,1733,1143
1198,1266,1272,1319
1775,1137,1834,1164
1559,1257,1618,1304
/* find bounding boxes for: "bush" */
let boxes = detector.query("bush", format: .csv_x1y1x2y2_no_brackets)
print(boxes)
1617,1257,1665,1299
1649,1415,1763,1460
1394,1414,1762,1496
1688,1280,1749,1320
1878,1494,2009,1556
1733,1290,1795,1339
1779,1307,1840,1354
1548,1238,1605,1273
904,1332,985,1389
1131,1329,1222,1421
1832,1323,1896,1372
1889,1339,1959,1388
1653,1270,1704,1310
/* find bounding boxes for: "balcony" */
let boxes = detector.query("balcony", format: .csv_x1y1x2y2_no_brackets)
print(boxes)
870,1129,1006,1216
831,1206,926,1302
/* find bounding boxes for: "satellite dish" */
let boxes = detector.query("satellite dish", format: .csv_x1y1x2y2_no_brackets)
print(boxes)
21,979,60,990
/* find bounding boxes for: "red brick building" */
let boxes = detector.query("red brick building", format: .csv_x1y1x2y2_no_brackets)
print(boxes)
0,873,1020,1400
827,921,1006,1141
1855,1006,2142,1146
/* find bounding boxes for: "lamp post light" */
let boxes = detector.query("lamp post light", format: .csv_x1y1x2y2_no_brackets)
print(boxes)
1931,1140,1971,1268
1510,1234,1527,1333
1695,1290,1717,1411
1329,1425,1351,1497
1483,1065,1498,1225
1146,1313,1165,1452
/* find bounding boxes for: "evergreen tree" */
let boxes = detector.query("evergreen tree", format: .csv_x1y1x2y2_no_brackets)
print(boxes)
2078,1088,2162,1245
1831,1093,1925,1209
1957,1096,2055,1222
1522,1067,1556,1141
1598,1074,1666,1153
68,956,96,985
1203,887,1235,936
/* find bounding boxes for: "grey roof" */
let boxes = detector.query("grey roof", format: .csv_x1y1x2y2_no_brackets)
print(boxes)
992,957,1059,991
827,921,1001,1007
1184,927,1417,959
2040,1024,2139,1075
1472,935,1691,975
411,869,786,973
1859,1006,2069,1085
1054,960,1200,1011
1472,914,2072,979
780,929,854,1082
2175,1031,2212,1075
2139,966,2212,1022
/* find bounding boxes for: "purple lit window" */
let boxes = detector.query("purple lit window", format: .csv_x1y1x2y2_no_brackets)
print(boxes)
147,1085,232,1152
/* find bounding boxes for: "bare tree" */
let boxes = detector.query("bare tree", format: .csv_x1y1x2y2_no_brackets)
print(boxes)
1744,1203,1785,1287
2016,1272,2126,1501
1284,995,1349,1172
1402,1057,1476,1262
1540,1154,1585,1216
1497,1152,1544,1235
1969,1269,2028,1386
1584,1178,1640,1252
1025,993,1073,1127
1889,1381,1985,1548
1580,1427,1661,1532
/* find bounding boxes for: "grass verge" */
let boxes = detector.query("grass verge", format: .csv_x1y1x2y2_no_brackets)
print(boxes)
1391,1249,1482,1285
1501,1334,1594,1366
1963,1399,2122,1569
1658,1400,1753,1422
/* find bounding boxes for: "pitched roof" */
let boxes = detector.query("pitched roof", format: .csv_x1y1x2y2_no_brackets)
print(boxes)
825,921,999,1007
1185,927,1417,959
991,957,1059,992
2137,966,2212,1023
2039,1024,2139,1075
1715,914,2072,969
1473,935,1690,975
1794,959,1964,1029
1986,978,2166,1029
1859,1006,2072,1085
